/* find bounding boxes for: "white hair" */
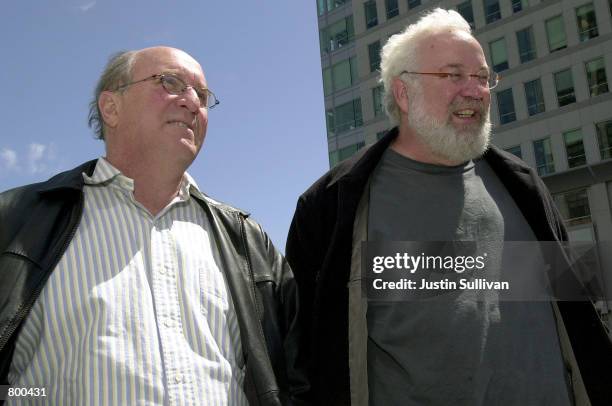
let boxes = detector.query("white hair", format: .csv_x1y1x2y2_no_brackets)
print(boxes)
380,8,472,126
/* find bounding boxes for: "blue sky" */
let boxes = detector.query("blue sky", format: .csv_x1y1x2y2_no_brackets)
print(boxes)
0,1,329,251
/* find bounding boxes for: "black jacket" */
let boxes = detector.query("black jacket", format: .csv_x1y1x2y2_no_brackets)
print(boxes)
286,128,612,405
0,160,309,405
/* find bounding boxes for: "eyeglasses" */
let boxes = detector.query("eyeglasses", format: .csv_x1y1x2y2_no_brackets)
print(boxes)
114,73,220,109
401,70,500,89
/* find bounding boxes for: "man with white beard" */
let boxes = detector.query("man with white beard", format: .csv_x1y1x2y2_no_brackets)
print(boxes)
286,8,612,406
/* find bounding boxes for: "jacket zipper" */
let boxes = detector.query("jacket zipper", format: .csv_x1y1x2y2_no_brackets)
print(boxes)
0,192,84,352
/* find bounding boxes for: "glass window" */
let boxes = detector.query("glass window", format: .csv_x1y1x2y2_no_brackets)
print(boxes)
596,120,612,159
483,0,501,24
327,0,349,12
318,0,326,16
350,57,359,86
554,69,576,107
524,78,545,116
332,59,352,91
368,41,381,72
324,57,358,94
327,98,363,136
329,150,339,167
319,29,328,54
407,0,421,9
323,68,332,96
512,0,527,13
534,138,555,176
321,16,355,53
554,189,590,226
516,26,536,63
364,0,378,29
373,86,384,117
545,15,567,52
505,145,523,159
326,108,335,137
340,142,365,161
330,142,366,167
457,1,475,28
497,88,516,124
564,129,586,168
386,0,399,19
490,38,508,72
576,3,598,42
585,57,609,96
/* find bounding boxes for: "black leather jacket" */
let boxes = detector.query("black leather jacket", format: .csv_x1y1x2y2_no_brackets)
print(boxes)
0,160,308,405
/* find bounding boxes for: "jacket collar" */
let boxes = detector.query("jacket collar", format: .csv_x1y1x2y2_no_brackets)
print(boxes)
38,159,98,194
36,159,216,209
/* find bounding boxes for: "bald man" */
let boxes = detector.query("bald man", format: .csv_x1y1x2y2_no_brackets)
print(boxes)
0,47,306,405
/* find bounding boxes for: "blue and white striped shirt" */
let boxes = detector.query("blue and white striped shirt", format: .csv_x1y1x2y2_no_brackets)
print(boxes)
8,158,249,405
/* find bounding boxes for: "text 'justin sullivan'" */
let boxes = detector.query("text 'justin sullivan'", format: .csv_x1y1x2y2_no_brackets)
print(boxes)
372,278,510,291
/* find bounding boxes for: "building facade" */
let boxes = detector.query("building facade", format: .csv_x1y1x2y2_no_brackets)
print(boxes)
317,0,612,326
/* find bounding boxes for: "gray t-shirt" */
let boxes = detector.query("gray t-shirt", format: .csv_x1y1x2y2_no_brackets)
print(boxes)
367,148,571,406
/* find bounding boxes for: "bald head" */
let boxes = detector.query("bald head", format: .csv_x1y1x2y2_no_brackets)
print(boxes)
88,46,205,140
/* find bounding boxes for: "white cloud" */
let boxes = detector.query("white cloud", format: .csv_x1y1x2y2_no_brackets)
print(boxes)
0,143,59,178
27,143,55,174
0,148,18,170
79,1,96,11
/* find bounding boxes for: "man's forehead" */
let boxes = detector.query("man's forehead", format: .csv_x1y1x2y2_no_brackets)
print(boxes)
134,47,206,84
417,31,486,69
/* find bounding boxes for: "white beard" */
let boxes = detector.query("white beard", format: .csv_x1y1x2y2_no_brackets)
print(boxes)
408,86,491,164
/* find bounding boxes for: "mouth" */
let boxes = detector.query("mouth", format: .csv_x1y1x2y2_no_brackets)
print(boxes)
168,120,194,132
453,109,477,119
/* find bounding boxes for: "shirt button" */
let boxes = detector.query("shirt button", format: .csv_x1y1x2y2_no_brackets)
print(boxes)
159,268,166,275
164,320,172,328
175,374,183,383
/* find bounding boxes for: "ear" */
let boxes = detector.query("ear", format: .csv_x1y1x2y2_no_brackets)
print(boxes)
391,77,409,116
98,91,121,130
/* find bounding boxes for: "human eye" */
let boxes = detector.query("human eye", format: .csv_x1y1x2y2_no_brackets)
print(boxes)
161,74,185,94
442,72,462,82
474,69,490,80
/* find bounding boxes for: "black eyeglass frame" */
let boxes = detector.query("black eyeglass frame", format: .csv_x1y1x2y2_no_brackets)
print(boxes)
114,73,220,109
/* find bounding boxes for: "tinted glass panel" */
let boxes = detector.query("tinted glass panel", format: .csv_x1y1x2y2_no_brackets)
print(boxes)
554,69,576,106
365,1,378,29
525,78,545,116
563,129,586,168
586,57,609,96
596,120,612,159
576,3,598,42
516,26,536,63
505,145,523,159
546,16,567,52
490,38,508,72
457,1,475,28
386,0,399,18
368,41,381,72
484,0,501,23
497,88,516,124
534,138,555,175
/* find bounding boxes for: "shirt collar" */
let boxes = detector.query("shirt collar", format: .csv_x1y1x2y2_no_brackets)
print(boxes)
83,157,206,201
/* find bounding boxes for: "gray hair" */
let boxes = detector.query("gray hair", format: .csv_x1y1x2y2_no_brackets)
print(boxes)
88,50,138,140
380,8,472,126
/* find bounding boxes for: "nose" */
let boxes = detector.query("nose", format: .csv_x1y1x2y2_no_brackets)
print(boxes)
178,86,201,113
460,77,488,99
